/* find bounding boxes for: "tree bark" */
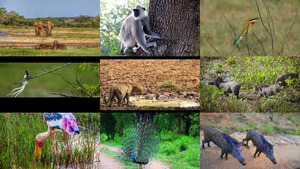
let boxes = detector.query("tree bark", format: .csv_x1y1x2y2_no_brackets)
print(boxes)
149,0,200,56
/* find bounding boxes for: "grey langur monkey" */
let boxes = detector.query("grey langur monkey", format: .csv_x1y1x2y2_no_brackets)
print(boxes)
119,4,166,55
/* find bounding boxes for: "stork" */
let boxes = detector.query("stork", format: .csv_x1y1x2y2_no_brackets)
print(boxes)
33,113,80,167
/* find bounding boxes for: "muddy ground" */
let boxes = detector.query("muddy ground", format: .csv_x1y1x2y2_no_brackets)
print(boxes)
100,144,170,169
200,113,300,169
100,59,200,110
0,28,99,48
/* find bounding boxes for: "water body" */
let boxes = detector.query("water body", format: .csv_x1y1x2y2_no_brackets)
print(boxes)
0,32,12,37
133,99,200,108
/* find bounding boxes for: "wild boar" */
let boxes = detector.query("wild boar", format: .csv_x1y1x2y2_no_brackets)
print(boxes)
259,84,280,97
208,76,241,99
242,129,277,164
202,127,246,165
276,73,298,86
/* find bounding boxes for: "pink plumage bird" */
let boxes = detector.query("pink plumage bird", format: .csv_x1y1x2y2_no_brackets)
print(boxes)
33,113,80,167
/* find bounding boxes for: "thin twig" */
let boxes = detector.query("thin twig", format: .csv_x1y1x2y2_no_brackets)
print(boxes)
296,51,300,57
200,32,221,56
262,0,275,55
262,0,275,38
245,25,250,56
50,92,85,98
255,0,273,55
14,63,72,84
252,32,266,55
278,10,297,56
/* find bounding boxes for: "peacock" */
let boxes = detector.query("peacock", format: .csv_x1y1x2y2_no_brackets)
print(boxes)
121,118,159,168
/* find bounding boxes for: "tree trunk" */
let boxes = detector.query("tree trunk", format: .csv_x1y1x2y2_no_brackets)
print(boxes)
149,0,200,56
185,117,191,136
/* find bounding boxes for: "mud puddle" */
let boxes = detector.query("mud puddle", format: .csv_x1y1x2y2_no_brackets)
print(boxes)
133,99,200,108
0,32,12,37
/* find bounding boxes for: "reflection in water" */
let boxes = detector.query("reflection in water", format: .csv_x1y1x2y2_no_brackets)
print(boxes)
133,99,200,108
0,32,12,37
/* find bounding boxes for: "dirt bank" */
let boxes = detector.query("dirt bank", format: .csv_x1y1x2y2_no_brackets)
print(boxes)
100,144,170,169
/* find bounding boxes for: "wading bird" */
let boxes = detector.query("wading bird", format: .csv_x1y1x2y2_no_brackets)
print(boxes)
231,17,260,54
33,113,80,167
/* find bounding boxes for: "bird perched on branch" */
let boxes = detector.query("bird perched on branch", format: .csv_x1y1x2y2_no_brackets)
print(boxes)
231,17,260,54
33,113,80,167
121,119,159,168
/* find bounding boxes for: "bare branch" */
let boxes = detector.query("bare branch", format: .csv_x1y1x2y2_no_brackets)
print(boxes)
255,0,274,55
200,32,221,56
14,63,72,84
252,32,266,55
50,92,85,98
278,10,297,56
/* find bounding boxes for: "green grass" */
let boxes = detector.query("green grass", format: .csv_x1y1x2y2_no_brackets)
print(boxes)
52,34,99,38
0,113,100,168
0,48,100,56
201,56,300,112
200,0,300,56
0,63,99,97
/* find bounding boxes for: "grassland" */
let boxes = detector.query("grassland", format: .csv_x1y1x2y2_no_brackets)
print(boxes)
200,56,300,112
0,113,100,168
0,48,99,56
200,0,300,56
0,26,100,56
0,63,99,97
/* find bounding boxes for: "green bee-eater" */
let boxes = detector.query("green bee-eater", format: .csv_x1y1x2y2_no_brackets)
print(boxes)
230,17,260,54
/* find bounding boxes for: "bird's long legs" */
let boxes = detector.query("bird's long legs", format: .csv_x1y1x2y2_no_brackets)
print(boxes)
65,132,70,168
52,132,55,158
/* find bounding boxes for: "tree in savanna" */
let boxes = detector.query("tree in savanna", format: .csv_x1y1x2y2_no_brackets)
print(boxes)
0,8,7,25
6,11,24,26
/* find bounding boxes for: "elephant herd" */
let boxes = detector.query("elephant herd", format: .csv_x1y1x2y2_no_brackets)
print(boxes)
34,21,54,37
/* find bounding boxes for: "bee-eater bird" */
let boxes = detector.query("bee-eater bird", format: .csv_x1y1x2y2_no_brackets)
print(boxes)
230,17,260,54
33,113,80,167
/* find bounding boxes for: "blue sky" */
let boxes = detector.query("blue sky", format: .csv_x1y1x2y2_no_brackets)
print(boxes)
0,0,99,18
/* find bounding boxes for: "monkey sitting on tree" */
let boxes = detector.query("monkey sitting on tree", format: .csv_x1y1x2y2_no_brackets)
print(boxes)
120,4,166,56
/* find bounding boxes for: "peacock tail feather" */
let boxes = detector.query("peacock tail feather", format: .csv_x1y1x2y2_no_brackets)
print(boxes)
121,118,159,164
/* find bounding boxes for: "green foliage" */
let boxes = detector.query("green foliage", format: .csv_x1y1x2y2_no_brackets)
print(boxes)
287,113,296,123
261,125,275,136
0,113,99,168
159,80,183,91
158,136,200,168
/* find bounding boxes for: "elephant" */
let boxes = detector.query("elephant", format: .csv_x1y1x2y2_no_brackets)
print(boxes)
52,40,67,50
44,21,55,36
34,21,55,36
35,44,53,49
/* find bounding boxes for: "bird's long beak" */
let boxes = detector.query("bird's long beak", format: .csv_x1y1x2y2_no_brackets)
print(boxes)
250,17,260,23
33,139,43,166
